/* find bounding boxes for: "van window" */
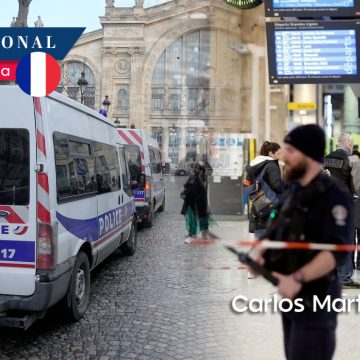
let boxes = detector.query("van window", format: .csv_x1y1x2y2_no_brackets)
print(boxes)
149,147,162,174
154,148,162,174
118,148,131,196
54,132,96,202
94,143,120,193
124,144,142,180
0,129,29,205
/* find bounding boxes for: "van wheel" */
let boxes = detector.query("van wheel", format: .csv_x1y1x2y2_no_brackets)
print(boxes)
63,251,90,321
121,220,137,256
158,195,165,212
143,204,154,228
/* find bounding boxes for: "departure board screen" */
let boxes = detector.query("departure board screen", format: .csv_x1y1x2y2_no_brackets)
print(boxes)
266,21,360,84
264,0,360,17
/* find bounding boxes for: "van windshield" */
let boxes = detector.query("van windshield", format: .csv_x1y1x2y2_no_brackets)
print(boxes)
0,129,29,205
124,145,142,180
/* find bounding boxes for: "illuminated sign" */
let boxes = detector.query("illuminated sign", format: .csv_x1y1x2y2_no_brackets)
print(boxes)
288,102,317,110
223,0,263,10
266,21,360,84
264,0,360,17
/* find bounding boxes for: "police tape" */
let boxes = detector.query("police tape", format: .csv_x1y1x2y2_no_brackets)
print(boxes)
190,238,360,252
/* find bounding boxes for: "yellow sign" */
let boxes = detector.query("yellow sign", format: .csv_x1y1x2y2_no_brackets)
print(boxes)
288,102,317,111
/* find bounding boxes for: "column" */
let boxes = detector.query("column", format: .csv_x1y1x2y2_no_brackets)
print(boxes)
179,126,187,161
162,126,169,162
129,47,145,128
344,85,360,133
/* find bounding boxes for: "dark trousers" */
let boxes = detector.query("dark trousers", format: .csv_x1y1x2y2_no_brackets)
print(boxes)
282,315,336,360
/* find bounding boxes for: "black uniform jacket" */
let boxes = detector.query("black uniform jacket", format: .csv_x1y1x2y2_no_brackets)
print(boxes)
263,173,353,325
181,174,208,218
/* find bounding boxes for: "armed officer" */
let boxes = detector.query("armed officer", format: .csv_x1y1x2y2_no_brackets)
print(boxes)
324,132,360,288
252,125,353,360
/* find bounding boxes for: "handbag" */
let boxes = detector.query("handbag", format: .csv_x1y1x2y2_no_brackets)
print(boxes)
244,164,280,218
180,188,188,200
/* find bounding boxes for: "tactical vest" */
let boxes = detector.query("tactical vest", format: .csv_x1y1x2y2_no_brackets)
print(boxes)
324,149,353,193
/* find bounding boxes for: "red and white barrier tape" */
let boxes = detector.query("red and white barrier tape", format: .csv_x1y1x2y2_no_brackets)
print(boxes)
190,238,360,252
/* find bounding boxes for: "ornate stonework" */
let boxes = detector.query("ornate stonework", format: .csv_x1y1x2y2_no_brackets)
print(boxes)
128,47,145,55
64,0,288,146
105,27,143,38
115,59,130,74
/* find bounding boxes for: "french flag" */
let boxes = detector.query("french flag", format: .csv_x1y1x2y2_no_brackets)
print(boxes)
16,52,61,97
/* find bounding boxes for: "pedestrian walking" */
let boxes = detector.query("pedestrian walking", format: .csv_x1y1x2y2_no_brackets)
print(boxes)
245,141,285,240
251,124,354,360
181,162,215,243
324,133,360,288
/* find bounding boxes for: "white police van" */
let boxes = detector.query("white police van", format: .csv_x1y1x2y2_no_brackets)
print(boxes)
0,86,137,329
117,129,165,227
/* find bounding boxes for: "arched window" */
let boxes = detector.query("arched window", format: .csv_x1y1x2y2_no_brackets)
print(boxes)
57,62,96,109
117,88,129,113
151,29,241,116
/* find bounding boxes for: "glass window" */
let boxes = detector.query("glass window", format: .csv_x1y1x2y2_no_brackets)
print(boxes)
169,88,181,112
57,62,96,110
94,143,121,193
69,140,91,156
168,128,180,164
118,148,131,196
152,52,165,84
167,39,182,85
54,132,96,202
149,147,162,174
151,88,165,111
117,88,129,113
0,129,29,205
154,149,162,174
124,145,142,180
185,31,200,86
151,127,163,149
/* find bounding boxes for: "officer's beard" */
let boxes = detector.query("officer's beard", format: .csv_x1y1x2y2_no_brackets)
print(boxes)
283,160,307,182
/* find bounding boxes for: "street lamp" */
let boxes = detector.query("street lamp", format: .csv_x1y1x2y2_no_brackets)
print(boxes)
102,95,111,112
77,71,88,104
114,118,121,127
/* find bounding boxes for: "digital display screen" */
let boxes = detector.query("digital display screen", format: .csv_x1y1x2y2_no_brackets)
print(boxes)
266,21,360,84
264,0,360,17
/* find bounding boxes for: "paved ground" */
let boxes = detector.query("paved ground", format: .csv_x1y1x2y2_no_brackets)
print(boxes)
0,175,360,359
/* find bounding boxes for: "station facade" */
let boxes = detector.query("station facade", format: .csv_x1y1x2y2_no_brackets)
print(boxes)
60,0,360,161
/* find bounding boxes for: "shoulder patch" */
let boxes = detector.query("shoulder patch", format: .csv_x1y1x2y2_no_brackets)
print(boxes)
332,205,348,226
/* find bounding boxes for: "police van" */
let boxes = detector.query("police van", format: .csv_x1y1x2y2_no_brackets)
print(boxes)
0,86,137,329
117,129,165,227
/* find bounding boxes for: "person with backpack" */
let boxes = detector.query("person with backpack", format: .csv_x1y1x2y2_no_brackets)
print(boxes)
245,141,285,240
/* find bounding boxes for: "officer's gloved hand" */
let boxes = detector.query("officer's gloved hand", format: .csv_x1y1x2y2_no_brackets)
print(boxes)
272,272,302,300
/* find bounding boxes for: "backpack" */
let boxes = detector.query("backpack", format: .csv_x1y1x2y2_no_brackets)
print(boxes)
244,164,280,218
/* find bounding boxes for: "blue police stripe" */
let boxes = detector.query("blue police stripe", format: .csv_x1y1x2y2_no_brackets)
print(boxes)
16,54,31,95
56,202,135,242
0,240,35,263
